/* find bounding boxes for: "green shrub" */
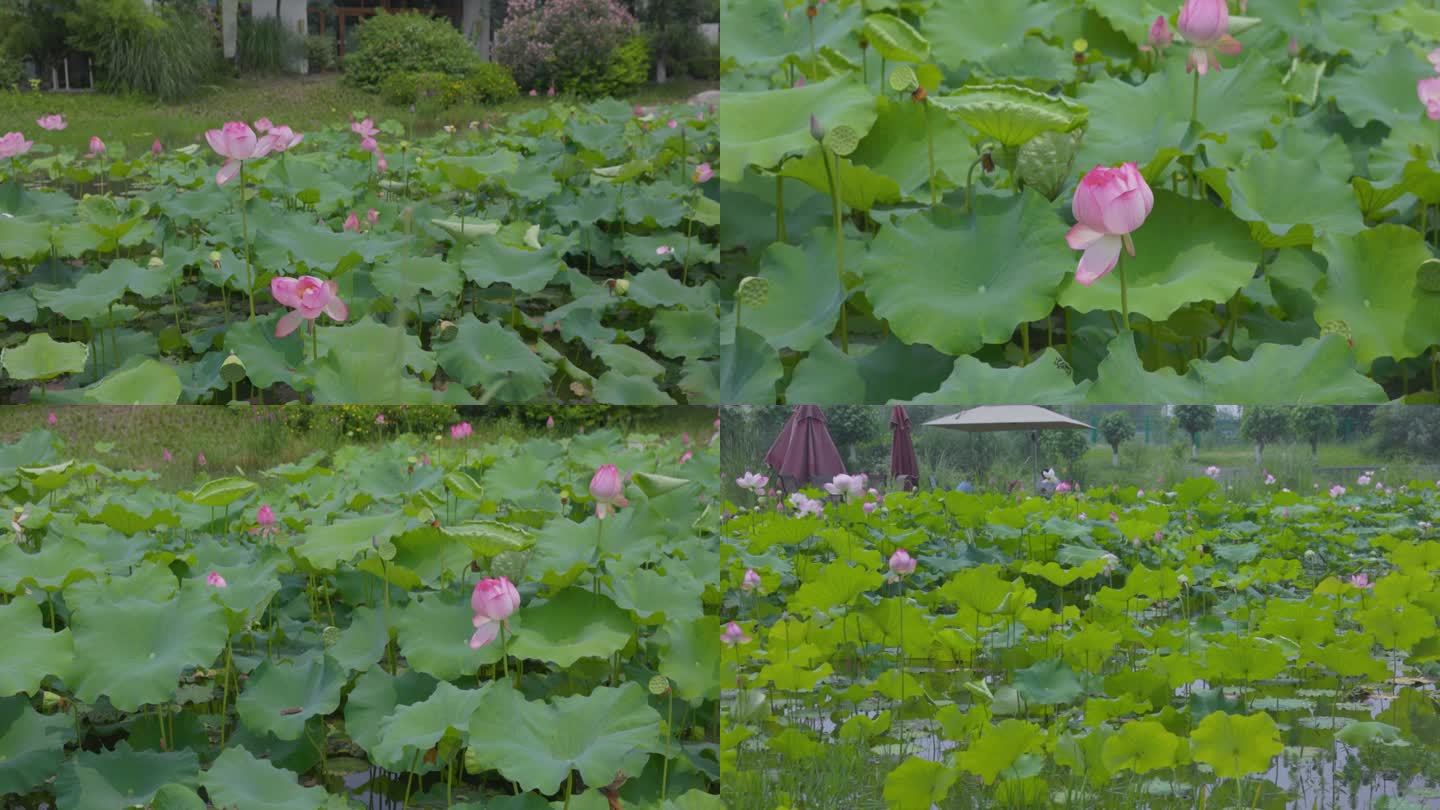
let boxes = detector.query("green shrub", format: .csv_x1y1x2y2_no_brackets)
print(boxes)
492,0,640,97
587,34,648,98
237,15,302,75
343,11,480,92
281,403,458,440
305,34,335,72
379,70,449,107
0,51,23,91
464,61,518,104
65,0,218,101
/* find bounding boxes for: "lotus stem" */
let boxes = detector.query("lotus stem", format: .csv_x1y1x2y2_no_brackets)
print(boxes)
239,162,255,319
819,148,849,353
775,173,786,244
500,622,510,680
661,689,673,798
965,156,984,214
1191,70,1201,125
924,102,936,207
1118,253,1130,332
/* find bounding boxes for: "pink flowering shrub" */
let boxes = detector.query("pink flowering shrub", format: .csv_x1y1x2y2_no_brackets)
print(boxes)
493,0,642,97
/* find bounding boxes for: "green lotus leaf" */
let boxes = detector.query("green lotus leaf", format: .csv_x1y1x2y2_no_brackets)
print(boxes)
373,681,490,771
780,146,902,211
718,77,878,183
1012,658,1084,706
343,667,438,757
1202,150,1366,248
1328,42,1427,129
0,598,75,696
851,96,978,202
1190,711,1283,778
1059,191,1258,322
931,84,1087,148
435,315,554,402
1,333,89,381
395,590,505,680
0,695,74,795
506,588,635,668
458,237,566,294
293,511,407,570
466,682,662,795
743,229,846,352
53,740,199,810
864,13,930,63
784,335,954,403
909,350,1087,405
371,255,463,303
188,475,258,507
863,191,1072,355
1337,721,1408,748
957,718,1045,785
656,615,721,703
926,0,1063,73
883,756,957,810
236,653,348,741
202,746,331,810
719,0,862,75
0,215,50,260
1314,225,1440,367
1101,720,1180,775
719,326,783,405
593,371,677,406
83,358,183,405
30,272,128,322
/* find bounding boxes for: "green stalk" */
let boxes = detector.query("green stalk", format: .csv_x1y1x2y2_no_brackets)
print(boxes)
661,690,673,799
1117,252,1130,332
819,148,849,352
239,162,255,319
775,173,786,244
923,101,936,207
1190,69,1201,125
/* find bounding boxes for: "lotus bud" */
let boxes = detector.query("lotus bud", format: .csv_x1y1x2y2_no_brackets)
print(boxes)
809,114,826,143
611,278,630,296
41,691,67,712
209,250,223,267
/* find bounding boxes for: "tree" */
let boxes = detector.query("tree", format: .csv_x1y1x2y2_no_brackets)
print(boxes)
622,0,713,82
1289,406,1337,458
1172,405,1216,460
1240,407,1290,465
1040,430,1088,478
1099,412,1136,467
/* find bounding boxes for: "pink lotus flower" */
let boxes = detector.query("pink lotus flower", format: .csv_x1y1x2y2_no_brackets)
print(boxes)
205,121,274,185
1206,465,1220,478
863,501,877,515
1056,481,1072,493
825,473,867,500
266,125,304,152
36,114,66,131
667,119,678,129
1148,16,1173,52
151,139,163,156
1419,77,1440,120
694,162,714,183
366,208,379,226
376,413,386,425
590,464,629,519
1066,162,1153,285
1265,473,1276,485
0,132,34,159
46,411,56,426
1329,484,1346,498
254,117,273,133
1178,0,1241,75
1429,48,1440,72
257,504,276,526
548,86,556,97
88,136,105,157
656,245,673,256
206,571,227,588
530,89,538,96
741,568,762,591
889,548,917,577
163,448,173,463
469,576,521,649
679,450,694,463
351,118,379,138
1357,472,1372,486
1349,573,1371,589
270,275,348,337
546,415,555,428
736,472,769,492
197,452,207,467
344,212,361,232
376,157,388,173
450,422,473,440
721,621,750,646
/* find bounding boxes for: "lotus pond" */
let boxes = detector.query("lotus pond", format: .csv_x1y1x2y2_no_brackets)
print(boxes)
0,96,720,405
717,0,1440,404
0,413,721,808
720,475,1440,809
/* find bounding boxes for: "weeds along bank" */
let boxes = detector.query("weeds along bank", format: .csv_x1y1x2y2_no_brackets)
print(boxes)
720,475,1440,809
0,413,721,808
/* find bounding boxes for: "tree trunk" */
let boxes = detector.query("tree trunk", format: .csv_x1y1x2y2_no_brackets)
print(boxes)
1254,443,1263,465
656,57,668,84
1311,440,1318,458
1111,447,1119,466
1190,438,1198,460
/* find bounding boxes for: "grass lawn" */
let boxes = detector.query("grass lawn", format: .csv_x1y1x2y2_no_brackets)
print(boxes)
0,73,715,153
0,404,714,487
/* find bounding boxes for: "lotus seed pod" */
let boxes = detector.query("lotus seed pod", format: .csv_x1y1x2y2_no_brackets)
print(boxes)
613,278,631,296
1320,320,1352,343
1017,130,1082,202
41,690,65,712
1418,258,1440,293
436,319,459,341
321,625,341,647
491,550,528,582
888,65,919,93
823,125,859,157
463,746,484,775
377,539,397,561
147,256,165,269
219,352,247,384
209,250,223,266
737,276,770,307
648,675,671,695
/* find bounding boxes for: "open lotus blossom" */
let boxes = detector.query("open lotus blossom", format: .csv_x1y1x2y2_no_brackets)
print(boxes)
450,421,473,440
1349,573,1371,589
1357,472,1373,486
344,212,360,232
351,118,379,138
656,245,673,256
1329,484,1346,498
736,472,769,492
789,492,824,517
360,136,379,154
206,571,227,588
694,162,714,183
469,576,521,649
590,464,629,519
1066,162,1153,286
271,275,349,337
721,621,750,646
254,117,273,133
266,125,304,152
88,136,105,157
36,114,66,131
1420,77,1440,120
888,548,917,577
1265,473,1276,485
741,568,762,591
824,473,867,500
1205,465,1221,478
1177,0,1242,75
1056,481,1072,493
0,132,34,159
205,121,275,185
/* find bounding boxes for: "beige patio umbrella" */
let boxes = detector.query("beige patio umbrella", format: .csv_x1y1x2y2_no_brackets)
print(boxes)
923,405,1094,489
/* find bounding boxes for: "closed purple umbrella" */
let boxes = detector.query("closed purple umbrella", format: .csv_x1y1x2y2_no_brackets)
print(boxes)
890,405,919,490
764,405,845,489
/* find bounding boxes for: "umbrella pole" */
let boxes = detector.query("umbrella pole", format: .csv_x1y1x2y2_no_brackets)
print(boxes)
1031,431,1039,492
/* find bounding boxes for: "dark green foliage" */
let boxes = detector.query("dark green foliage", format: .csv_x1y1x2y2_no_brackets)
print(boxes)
304,34,335,72
64,0,218,100
237,15,303,75
463,61,518,104
1289,406,1337,456
379,70,450,107
379,62,517,108
585,34,648,99
1240,406,1291,456
279,403,458,439
342,11,481,93
1099,411,1136,457
1173,404,1216,456
1371,404,1440,460
0,50,23,90
1040,429,1088,476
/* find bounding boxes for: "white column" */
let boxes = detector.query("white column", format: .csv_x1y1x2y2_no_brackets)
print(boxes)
222,0,238,60
279,0,308,73
252,0,277,20
461,0,490,60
